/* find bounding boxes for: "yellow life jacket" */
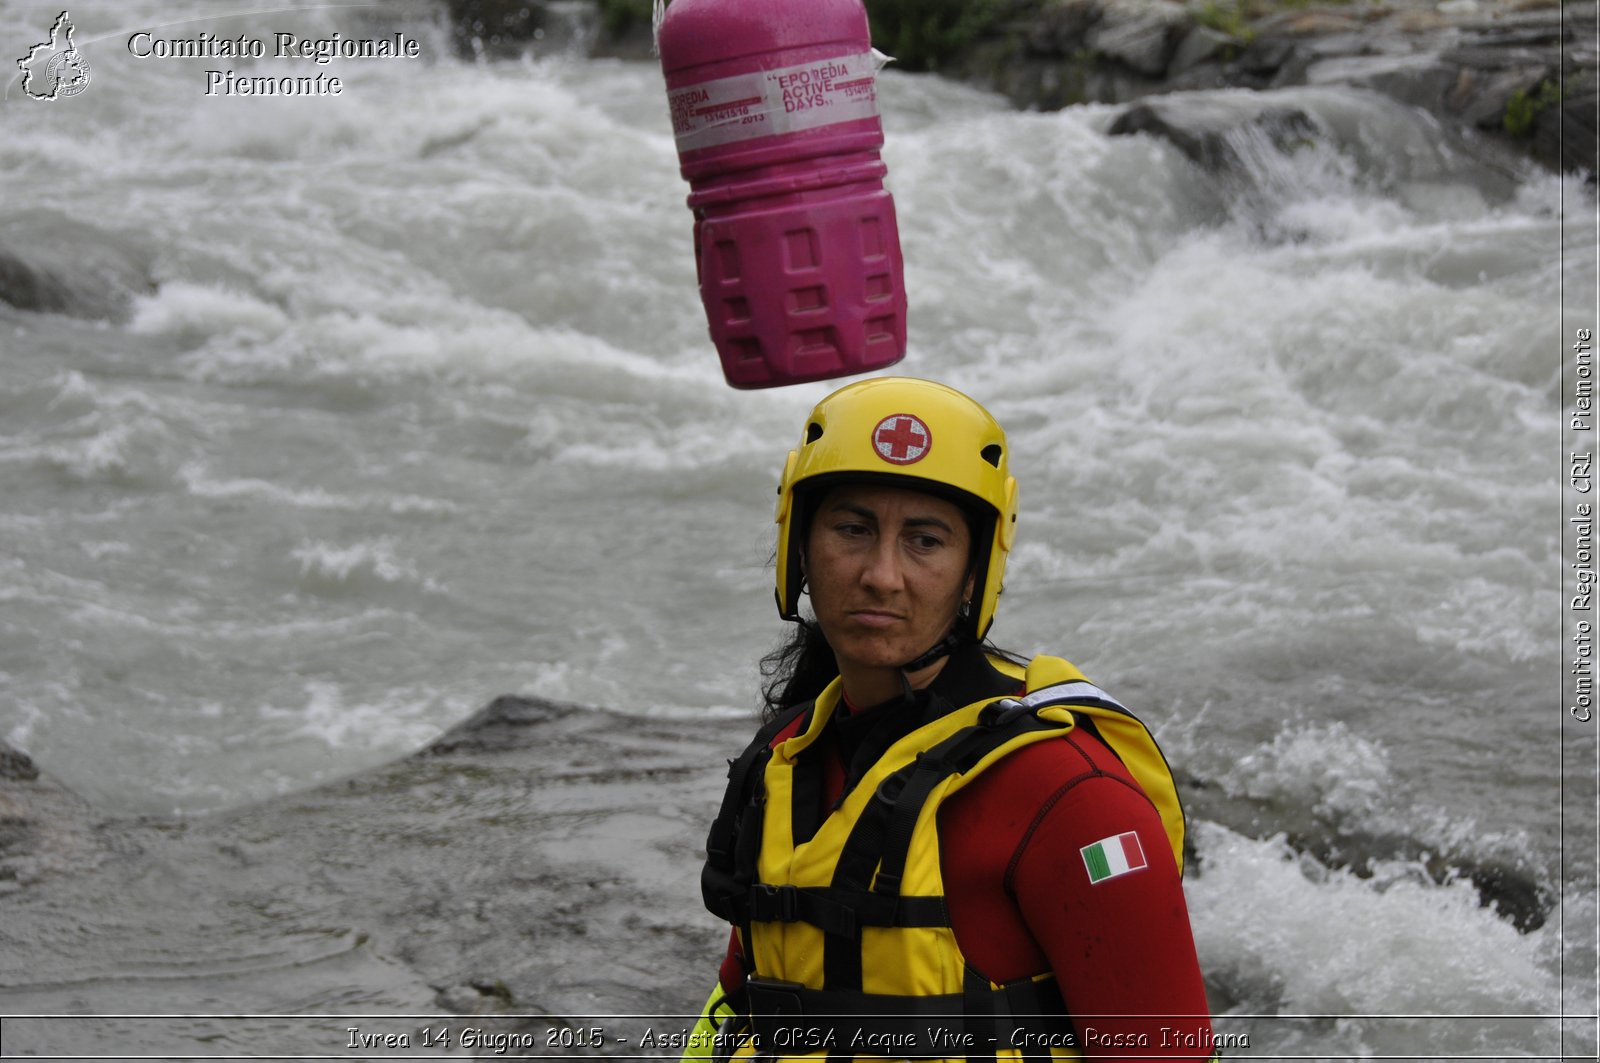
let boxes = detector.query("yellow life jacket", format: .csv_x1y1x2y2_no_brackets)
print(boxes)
700,654,1186,1063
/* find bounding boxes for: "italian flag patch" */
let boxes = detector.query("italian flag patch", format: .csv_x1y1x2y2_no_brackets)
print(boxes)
1081,831,1148,884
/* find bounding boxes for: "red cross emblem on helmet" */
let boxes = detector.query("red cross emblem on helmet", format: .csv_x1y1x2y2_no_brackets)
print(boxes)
871,413,932,466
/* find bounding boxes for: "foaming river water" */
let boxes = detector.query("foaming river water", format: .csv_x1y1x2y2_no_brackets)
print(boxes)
1,0,1594,1057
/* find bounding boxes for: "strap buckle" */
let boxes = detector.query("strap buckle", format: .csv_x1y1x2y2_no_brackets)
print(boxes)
746,977,807,1017
980,696,1031,727
750,883,799,922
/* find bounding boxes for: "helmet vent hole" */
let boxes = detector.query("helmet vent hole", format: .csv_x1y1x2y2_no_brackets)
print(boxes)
981,444,1003,467
806,422,824,444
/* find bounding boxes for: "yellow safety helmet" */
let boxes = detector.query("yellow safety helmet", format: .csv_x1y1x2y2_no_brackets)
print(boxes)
774,377,1018,640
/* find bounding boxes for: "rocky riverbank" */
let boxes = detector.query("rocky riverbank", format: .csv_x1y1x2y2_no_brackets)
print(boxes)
0,701,730,1054
0,690,1553,1053
441,0,1596,178
966,0,1594,175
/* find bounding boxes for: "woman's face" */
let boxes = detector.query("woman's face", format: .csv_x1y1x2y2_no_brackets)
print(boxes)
804,483,975,700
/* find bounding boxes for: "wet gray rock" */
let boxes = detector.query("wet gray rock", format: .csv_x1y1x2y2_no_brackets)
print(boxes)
416,692,583,756
0,743,40,782
1086,0,1191,78
1169,25,1238,79
0,698,732,1055
1026,0,1105,54
0,740,111,889
1541,64,1599,178
0,248,78,317
1105,83,1529,213
0,244,150,321
0,216,154,321
1176,768,1553,934
1446,59,1560,128
1099,1,1585,175
1107,95,1321,172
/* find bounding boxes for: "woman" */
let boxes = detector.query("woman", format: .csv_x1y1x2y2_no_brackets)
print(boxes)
689,378,1216,1062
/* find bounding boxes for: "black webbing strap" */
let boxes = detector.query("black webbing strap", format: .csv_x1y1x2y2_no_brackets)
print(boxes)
702,701,814,925
830,717,1003,897
822,754,938,989
815,708,1071,991
745,884,949,936
824,762,920,895
872,708,1073,898
790,742,826,847
821,750,934,989
965,965,1054,1063
745,976,1073,1061
963,964,997,1063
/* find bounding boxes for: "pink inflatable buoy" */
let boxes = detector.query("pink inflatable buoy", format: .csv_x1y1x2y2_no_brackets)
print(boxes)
658,0,907,389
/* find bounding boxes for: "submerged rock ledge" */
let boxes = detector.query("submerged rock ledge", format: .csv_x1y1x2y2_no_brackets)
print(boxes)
0,705,729,1045
0,690,1554,1040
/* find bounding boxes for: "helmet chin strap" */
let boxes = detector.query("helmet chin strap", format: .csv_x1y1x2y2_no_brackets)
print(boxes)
899,629,967,675
891,586,977,689
889,628,970,705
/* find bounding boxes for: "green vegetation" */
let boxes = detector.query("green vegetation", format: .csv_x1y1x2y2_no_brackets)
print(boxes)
1251,0,1358,9
864,0,1010,72
1503,78,1564,137
1195,0,1256,42
595,0,656,40
638,0,1009,69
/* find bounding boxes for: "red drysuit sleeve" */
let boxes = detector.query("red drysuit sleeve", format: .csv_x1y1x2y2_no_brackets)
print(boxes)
942,732,1215,1061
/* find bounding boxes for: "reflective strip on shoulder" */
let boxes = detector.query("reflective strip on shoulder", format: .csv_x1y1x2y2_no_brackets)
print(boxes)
1015,681,1128,714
